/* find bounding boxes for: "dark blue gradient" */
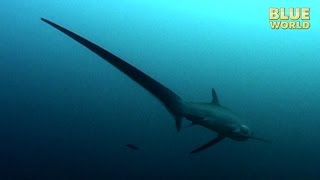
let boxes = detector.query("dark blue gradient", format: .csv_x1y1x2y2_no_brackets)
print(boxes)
0,1,319,179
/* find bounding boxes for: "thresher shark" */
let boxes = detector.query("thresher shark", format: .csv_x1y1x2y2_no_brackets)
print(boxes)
41,18,270,154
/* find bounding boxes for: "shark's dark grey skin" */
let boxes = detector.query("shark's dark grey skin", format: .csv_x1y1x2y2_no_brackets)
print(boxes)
41,18,270,154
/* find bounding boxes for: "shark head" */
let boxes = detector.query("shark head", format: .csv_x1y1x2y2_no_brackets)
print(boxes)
230,124,271,143
229,124,253,141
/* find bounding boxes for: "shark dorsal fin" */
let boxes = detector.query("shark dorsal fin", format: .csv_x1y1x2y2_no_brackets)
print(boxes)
211,88,220,105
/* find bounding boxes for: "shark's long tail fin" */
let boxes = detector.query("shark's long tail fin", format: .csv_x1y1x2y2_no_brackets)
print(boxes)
41,18,183,131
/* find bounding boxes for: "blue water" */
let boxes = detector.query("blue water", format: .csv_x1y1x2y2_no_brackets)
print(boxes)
1,0,320,179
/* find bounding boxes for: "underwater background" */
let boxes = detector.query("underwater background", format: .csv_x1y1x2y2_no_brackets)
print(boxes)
1,0,320,179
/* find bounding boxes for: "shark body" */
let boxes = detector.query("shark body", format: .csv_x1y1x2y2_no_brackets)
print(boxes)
41,18,270,154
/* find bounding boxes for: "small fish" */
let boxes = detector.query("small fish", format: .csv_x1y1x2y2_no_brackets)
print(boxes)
126,144,140,150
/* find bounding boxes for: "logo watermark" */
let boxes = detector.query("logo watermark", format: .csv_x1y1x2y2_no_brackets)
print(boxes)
269,8,310,30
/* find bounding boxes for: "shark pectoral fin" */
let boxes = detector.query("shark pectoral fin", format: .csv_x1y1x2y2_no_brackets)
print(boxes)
190,134,225,154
